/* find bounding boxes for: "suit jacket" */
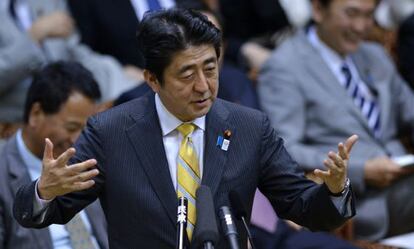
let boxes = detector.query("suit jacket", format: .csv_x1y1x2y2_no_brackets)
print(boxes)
258,30,414,240
0,135,109,249
13,94,355,248
0,0,136,122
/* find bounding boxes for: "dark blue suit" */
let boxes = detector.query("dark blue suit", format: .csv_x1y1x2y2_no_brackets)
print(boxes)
14,94,355,248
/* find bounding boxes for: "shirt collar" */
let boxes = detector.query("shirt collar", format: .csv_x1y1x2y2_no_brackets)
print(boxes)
155,94,206,136
16,129,42,180
307,26,351,74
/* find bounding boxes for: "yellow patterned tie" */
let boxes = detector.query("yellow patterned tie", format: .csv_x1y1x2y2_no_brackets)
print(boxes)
176,123,200,241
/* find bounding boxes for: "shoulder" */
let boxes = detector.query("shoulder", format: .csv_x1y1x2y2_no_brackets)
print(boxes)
90,93,153,129
262,30,309,75
357,41,393,65
213,98,267,129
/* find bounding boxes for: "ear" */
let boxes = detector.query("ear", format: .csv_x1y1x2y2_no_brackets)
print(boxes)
28,102,45,128
311,0,324,24
144,69,161,93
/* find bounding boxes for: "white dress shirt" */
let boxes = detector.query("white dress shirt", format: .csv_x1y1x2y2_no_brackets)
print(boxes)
129,0,175,21
155,94,205,189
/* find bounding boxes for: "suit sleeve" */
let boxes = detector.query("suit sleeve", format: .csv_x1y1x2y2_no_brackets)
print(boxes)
257,113,355,231
13,117,105,228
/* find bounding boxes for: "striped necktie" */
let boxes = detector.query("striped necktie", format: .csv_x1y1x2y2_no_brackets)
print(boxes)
147,0,162,10
65,214,96,249
176,123,200,241
342,64,381,137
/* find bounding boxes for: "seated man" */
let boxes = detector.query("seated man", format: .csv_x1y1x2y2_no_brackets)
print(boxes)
0,61,108,249
259,0,414,241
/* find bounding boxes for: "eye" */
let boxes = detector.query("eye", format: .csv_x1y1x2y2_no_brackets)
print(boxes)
344,8,358,18
182,73,195,80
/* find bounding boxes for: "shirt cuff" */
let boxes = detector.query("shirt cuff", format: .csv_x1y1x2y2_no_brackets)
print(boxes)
33,179,53,220
329,179,353,217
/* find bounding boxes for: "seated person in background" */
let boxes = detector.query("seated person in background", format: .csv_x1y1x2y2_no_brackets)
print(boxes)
259,0,414,241
0,61,108,249
0,0,139,140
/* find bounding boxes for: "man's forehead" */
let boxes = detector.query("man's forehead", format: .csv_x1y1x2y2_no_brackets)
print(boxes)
170,45,217,69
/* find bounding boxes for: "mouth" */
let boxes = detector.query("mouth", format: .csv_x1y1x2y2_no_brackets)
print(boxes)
195,98,209,104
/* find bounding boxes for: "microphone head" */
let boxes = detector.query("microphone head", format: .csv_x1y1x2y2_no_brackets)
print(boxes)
229,190,247,220
193,185,219,247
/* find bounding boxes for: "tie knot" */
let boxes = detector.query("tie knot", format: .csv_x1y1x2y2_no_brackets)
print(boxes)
341,64,351,75
177,123,196,137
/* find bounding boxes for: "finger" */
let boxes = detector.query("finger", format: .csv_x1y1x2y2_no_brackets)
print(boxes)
324,158,340,172
67,159,97,175
344,134,358,154
55,147,76,167
68,168,99,183
70,180,96,192
338,142,347,160
328,151,345,169
43,138,54,161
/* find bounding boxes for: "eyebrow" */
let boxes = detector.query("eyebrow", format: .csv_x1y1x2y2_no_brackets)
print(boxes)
178,56,217,74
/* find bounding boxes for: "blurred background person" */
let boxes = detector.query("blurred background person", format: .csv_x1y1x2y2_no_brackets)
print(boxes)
0,61,108,249
259,0,414,241
0,0,140,143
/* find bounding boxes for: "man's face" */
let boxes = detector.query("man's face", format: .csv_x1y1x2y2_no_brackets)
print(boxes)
147,45,219,121
29,92,97,158
313,0,376,56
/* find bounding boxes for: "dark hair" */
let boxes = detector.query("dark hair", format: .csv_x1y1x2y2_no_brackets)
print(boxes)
312,0,332,7
23,61,101,123
136,8,222,84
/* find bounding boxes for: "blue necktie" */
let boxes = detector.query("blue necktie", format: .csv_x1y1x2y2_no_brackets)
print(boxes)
9,0,17,19
147,0,162,11
342,64,381,137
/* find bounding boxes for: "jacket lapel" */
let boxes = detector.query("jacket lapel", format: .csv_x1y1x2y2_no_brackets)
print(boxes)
202,100,234,197
125,95,177,227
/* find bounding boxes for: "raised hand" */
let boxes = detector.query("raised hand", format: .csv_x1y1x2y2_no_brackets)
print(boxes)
37,138,99,200
314,135,358,194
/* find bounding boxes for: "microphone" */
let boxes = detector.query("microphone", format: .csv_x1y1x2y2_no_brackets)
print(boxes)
218,206,240,249
229,191,257,249
193,185,219,249
176,196,188,249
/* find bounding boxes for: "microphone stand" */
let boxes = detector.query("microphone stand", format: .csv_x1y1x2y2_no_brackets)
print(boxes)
176,197,188,249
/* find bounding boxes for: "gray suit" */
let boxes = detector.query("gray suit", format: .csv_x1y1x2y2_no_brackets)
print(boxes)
0,0,136,122
258,30,414,240
0,135,109,249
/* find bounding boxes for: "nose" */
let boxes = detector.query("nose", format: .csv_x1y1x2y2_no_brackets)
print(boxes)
194,72,209,93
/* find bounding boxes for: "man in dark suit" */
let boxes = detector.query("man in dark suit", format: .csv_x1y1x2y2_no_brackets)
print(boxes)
14,9,357,249
0,62,108,248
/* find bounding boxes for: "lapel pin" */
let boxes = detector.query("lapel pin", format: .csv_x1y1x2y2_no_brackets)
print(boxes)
216,130,231,151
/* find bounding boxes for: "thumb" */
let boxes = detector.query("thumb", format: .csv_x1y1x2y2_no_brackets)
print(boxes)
313,169,330,182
